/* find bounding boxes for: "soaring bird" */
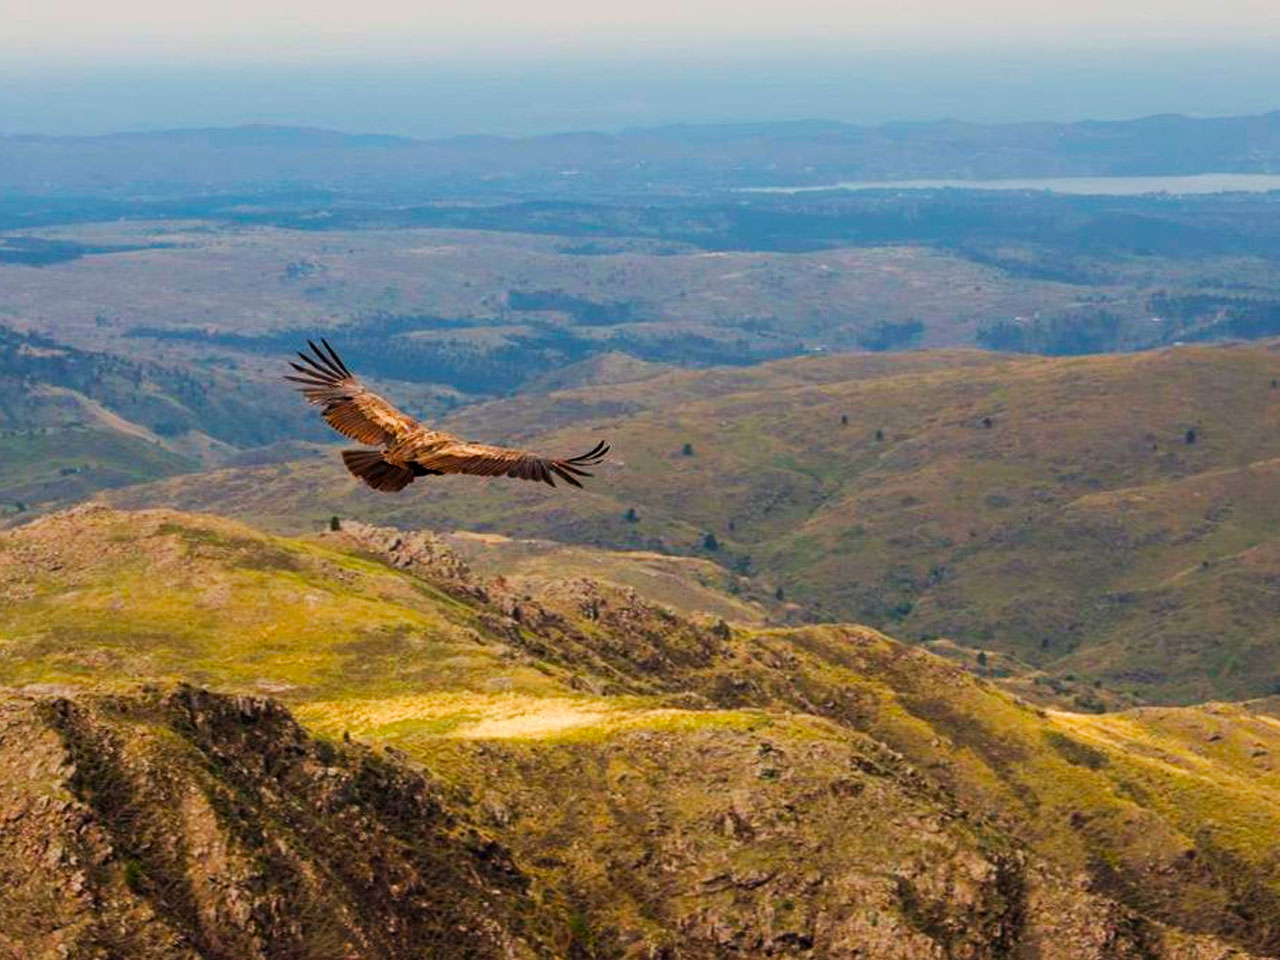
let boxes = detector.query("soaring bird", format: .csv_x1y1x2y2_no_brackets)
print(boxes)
286,339,609,493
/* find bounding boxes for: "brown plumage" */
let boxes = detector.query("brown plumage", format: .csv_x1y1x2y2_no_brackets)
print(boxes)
286,339,610,493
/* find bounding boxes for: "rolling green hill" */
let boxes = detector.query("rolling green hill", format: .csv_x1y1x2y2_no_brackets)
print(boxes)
111,342,1280,703
3,505,1280,956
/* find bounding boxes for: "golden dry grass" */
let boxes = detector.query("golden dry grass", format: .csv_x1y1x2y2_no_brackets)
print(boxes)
298,692,762,744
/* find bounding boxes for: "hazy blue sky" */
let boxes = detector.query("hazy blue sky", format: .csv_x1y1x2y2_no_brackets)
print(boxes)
2,0,1278,136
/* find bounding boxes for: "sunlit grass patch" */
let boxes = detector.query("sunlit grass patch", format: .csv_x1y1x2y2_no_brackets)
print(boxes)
1049,706,1280,870
298,692,764,746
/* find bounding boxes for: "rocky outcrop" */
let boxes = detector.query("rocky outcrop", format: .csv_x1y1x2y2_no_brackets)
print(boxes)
326,519,486,600
330,519,732,692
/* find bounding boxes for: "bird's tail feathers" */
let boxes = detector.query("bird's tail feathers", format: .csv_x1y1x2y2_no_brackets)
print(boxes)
342,449,416,493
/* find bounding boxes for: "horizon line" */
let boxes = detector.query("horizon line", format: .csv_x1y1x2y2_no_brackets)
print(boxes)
5,106,1280,146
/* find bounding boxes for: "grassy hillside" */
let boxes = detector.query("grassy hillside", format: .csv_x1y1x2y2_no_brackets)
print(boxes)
0,426,193,512
3,505,1280,956
4,204,1278,523
112,342,1280,703
0,321,336,515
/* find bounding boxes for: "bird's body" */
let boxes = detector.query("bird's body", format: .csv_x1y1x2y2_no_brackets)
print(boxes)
287,339,609,492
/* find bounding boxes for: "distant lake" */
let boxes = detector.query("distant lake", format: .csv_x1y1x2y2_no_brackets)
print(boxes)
743,173,1280,196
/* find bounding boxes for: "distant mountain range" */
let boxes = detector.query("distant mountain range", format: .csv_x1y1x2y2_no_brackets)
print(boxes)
3,110,1279,197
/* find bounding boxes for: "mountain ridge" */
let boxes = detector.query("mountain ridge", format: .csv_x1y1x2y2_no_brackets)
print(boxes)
11,108,1280,149
4,109,1279,196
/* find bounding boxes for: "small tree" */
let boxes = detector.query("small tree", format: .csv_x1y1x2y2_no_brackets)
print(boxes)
981,416,994,429
329,516,341,532
682,442,695,456
702,532,720,551
623,507,639,523
1185,428,1197,445
976,650,989,669
775,586,786,602
840,414,849,426
874,428,885,441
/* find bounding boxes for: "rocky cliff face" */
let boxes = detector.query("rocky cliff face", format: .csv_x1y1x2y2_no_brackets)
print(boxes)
0,685,549,959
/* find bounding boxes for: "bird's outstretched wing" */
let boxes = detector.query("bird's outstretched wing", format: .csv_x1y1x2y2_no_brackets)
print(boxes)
412,439,610,488
285,339,420,445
